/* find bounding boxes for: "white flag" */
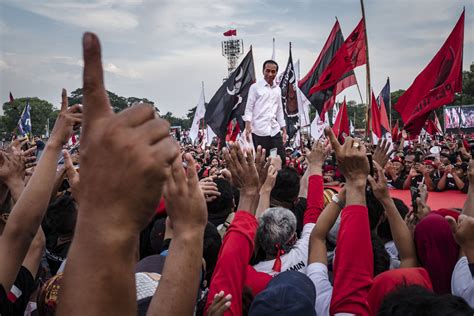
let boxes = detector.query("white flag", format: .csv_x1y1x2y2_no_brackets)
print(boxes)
206,125,216,146
294,59,311,127
350,120,355,135
310,111,329,141
331,104,339,125
189,83,206,142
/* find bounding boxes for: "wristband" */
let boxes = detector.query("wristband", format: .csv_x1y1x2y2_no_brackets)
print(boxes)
332,194,345,209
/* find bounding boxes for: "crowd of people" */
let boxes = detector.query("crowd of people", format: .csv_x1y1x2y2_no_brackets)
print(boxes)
1,32,474,316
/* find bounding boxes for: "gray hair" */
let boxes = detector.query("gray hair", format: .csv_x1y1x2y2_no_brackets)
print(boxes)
256,207,297,257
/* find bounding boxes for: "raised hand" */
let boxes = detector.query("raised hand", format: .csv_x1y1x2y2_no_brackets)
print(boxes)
0,150,25,184
199,177,221,202
207,291,232,316
446,214,474,261
373,139,390,168
255,145,268,188
163,153,207,233
58,32,180,316
76,33,179,234
304,140,328,169
63,150,80,200
368,162,391,203
325,127,369,185
48,88,83,148
223,142,259,194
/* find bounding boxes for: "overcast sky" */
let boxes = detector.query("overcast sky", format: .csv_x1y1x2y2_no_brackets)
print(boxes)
0,0,473,117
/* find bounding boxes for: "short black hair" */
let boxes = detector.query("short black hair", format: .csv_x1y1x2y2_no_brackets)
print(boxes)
207,178,234,227
371,232,390,276
379,285,473,316
263,60,279,72
45,194,77,236
366,189,384,231
377,198,409,242
271,167,300,205
203,222,222,284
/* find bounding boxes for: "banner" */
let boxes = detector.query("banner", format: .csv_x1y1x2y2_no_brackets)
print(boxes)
445,105,474,129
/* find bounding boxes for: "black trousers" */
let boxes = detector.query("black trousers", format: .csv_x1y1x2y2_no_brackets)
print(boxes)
252,133,285,163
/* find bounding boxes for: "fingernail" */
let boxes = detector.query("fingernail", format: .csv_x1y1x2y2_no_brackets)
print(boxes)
83,33,93,50
218,290,224,296
225,302,231,307
225,294,232,300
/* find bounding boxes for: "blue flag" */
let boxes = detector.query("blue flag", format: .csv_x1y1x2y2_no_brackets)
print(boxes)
377,78,390,113
17,101,32,137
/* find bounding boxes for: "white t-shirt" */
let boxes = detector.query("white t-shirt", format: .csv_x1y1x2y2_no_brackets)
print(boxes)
451,256,474,306
384,241,401,269
306,262,333,316
253,223,315,275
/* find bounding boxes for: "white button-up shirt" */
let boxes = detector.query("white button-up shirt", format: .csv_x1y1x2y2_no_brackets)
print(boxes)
243,79,286,137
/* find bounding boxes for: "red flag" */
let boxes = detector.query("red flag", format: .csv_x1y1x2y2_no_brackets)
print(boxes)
9,92,14,103
223,29,237,36
378,95,390,133
434,112,443,135
332,97,349,142
394,11,464,137
425,119,438,135
392,120,400,142
309,19,366,94
371,92,382,140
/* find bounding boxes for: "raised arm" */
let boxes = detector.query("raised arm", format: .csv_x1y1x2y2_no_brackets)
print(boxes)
205,142,261,315
309,187,346,265
368,163,418,268
326,127,373,316
57,33,179,316
462,161,474,217
149,154,207,316
0,88,81,292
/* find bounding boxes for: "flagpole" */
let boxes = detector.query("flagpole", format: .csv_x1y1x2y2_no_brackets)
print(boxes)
360,0,372,141
388,76,392,128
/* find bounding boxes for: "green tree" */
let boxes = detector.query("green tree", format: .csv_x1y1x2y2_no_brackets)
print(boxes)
68,88,128,112
0,98,57,138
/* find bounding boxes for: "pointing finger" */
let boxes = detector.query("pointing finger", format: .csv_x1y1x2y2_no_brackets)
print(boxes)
82,32,112,126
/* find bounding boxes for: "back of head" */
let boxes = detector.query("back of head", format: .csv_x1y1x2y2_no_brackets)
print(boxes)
366,190,384,231
414,213,459,294
249,271,316,316
206,178,234,227
46,194,77,236
270,167,300,207
378,285,473,316
367,268,433,315
377,198,409,241
203,222,222,284
371,232,390,276
256,207,297,257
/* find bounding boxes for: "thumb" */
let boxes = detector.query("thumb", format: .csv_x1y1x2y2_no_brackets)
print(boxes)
445,216,457,234
367,175,377,187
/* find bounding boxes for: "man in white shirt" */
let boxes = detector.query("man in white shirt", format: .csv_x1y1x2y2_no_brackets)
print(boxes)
243,60,287,161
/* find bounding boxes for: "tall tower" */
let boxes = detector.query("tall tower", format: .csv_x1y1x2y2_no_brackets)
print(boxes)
222,36,243,80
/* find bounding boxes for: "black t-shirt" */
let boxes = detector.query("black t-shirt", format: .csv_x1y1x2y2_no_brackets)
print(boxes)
46,241,71,275
0,266,35,316
292,198,307,238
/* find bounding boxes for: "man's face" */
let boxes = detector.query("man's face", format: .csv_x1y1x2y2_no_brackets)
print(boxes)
263,63,278,85
405,155,415,171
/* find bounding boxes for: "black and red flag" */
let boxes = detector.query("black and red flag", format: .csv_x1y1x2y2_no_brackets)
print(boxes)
309,18,366,95
298,21,357,119
205,49,255,140
394,10,464,137
9,92,14,103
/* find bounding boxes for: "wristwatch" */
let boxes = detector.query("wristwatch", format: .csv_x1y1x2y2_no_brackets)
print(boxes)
332,194,345,209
